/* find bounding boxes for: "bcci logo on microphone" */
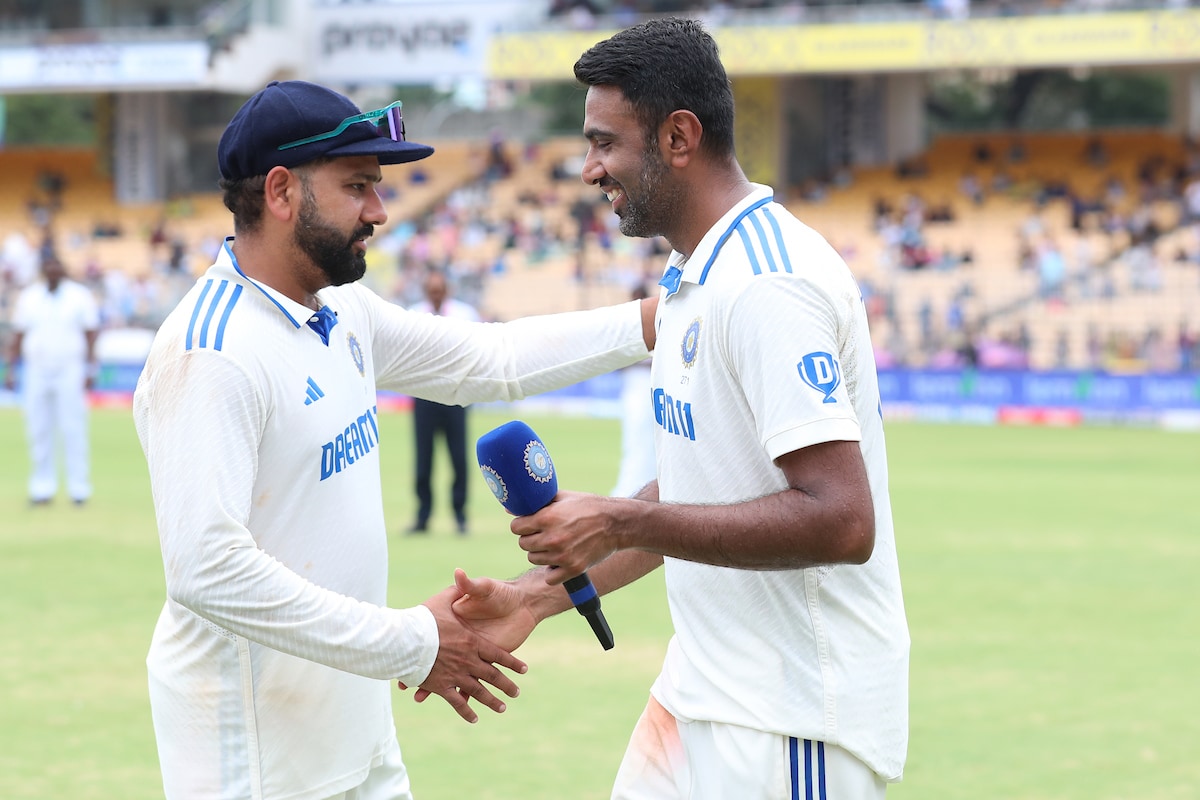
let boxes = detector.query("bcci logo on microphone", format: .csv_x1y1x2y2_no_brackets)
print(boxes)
480,465,508,505
523,440,554,483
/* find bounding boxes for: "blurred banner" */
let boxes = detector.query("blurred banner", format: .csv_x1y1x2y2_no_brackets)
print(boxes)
487,368,1200,429
0,41,208,90
14,366,1195,429
491,10,1200,80
877,368,1200,427
311,0,535,84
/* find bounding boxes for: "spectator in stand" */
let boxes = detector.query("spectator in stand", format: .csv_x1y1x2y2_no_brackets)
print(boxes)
1178,321,1197,372
1037,236,1066,304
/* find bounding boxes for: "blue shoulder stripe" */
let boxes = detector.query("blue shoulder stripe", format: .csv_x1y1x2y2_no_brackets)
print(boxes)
185,279,243,351
734,206,796,278
763,206,794,273
185,279,214,351
697,195,772,285
747,211,779,273
214,284,243,351
735,224,762,275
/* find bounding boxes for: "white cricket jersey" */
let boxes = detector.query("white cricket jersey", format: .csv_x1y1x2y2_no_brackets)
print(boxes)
11,279,99,367
648,186,910,781
133,239,649,800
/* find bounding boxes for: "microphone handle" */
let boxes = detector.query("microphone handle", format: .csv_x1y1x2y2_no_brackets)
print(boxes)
563,573,614,651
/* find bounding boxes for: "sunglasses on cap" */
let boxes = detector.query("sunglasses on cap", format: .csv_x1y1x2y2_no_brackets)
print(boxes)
277,101,405,151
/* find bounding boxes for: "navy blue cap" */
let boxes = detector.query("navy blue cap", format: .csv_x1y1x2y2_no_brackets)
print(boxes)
217,80,434,180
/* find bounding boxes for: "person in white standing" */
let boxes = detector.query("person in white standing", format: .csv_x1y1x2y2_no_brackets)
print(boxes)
4,252,99,506
435,18,909,800
132,80,657,800
405,269,481,535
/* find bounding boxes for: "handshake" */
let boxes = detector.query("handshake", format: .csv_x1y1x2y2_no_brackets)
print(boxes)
399,421,618,723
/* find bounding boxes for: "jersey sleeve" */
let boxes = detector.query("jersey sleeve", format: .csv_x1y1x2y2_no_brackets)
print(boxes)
363,288,650,403
723,275,862,462
133,347,437,686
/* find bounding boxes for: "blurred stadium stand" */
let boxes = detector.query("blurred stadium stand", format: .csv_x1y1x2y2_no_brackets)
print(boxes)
1,0,1198,422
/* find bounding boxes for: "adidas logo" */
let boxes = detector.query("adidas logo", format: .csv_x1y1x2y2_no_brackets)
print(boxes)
304,377,325,406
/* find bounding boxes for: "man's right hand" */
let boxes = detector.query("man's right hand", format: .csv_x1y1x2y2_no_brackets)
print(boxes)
409,584,527,724
404,568,542,707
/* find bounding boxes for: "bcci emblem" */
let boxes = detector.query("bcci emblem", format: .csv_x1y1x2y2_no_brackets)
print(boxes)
480,465,508,505
523,440,554,483
681,317,702,369
798,352,842,404
347,332,365,376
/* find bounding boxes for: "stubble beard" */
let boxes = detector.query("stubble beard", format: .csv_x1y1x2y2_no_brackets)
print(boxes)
617,148,680,240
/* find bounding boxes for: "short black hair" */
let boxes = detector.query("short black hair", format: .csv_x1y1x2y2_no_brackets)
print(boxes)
218,157,332,234
220,175,267,234
573,17,735,159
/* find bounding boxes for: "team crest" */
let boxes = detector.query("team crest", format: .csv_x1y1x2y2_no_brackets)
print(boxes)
798,352,842,404
480,465,508,505
347,331,365,376
523,439,554,483
681,317,702,369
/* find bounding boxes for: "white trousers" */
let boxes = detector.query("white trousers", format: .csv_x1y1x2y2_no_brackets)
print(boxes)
612,696,887,800
21,360,91,502
325,737,413,800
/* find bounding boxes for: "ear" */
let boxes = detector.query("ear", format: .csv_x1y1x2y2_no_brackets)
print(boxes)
262,166,300,223
661,110,703,169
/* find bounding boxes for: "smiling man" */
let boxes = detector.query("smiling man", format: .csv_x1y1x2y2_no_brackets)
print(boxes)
445,18,910,800
132,80,657,800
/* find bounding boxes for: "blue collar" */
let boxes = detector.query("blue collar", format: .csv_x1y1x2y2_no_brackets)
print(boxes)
306,305,339,345
657,190,774,298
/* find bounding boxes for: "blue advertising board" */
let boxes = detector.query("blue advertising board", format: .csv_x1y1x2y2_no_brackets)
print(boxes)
3,363,1198,428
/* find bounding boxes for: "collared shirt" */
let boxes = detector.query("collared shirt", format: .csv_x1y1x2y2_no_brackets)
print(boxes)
648,185,910,781
133,238,650,800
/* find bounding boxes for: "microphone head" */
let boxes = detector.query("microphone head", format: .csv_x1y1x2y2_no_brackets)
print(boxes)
476,420,558,516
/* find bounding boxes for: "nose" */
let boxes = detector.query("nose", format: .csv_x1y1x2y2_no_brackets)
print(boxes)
581,147,605,187
365,186,388,226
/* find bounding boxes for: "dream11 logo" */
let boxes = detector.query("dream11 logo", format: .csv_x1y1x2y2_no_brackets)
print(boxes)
798,352,842,404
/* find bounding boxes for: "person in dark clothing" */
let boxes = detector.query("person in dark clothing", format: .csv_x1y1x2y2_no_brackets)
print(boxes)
406,270,480,534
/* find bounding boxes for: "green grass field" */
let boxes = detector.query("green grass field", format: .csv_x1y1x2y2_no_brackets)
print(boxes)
1,406,1197,799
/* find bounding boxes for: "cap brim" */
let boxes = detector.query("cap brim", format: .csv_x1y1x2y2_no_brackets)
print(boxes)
325,137,435,165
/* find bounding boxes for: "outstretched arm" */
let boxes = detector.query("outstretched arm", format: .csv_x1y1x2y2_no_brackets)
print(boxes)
450,542,664,651
400,482,663,705
401,549,663,707
512,441,875,581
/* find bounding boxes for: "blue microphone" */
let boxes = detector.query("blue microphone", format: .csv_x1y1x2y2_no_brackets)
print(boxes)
476,420,614,650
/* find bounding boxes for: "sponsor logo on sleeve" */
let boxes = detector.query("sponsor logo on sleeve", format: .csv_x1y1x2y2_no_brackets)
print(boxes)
798,352,842,404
